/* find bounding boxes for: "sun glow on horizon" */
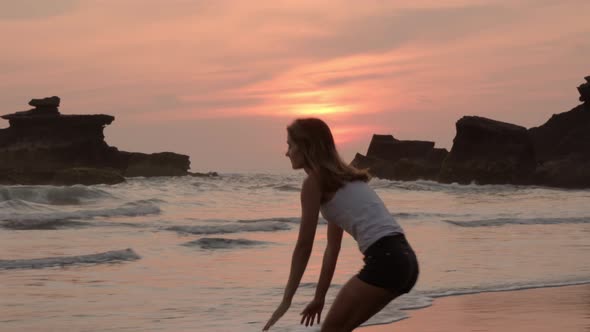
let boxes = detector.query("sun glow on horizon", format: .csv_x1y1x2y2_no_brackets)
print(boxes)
231,47,423,119
331,125,376,145
289,103,354,117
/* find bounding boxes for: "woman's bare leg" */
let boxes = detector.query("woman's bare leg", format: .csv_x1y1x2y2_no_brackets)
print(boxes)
320,276,399,332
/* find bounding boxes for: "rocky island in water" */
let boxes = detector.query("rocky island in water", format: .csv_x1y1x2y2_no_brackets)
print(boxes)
352,76,590,189
0,96,216,185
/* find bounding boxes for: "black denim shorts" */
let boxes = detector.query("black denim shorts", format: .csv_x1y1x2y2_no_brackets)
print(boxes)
357,233,419,294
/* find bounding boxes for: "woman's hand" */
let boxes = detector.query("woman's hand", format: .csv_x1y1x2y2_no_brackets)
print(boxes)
263,300,291,331
300,297,325,327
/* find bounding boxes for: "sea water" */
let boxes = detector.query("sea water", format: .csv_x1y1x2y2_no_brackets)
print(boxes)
1,173,589,331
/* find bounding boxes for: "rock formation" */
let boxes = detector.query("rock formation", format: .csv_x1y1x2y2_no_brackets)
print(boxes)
438,116,536,185
577,76,590,103
353,76,590,188
528,78,590,188
0,96,204,185
351,135,448,181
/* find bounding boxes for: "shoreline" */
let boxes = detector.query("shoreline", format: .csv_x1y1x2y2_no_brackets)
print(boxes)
358,284,590,331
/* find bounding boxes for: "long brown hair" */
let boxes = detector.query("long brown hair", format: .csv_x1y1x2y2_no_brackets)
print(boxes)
287,118,370,194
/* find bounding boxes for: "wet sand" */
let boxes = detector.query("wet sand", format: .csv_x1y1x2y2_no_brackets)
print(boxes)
359,284,590,332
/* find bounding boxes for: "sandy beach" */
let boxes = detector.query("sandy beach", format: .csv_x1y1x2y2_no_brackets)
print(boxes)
359,284,590,332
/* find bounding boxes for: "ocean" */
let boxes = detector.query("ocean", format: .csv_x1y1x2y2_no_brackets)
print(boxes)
1,173,589,331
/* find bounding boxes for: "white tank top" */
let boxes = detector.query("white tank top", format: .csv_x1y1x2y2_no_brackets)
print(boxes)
320,181,403,253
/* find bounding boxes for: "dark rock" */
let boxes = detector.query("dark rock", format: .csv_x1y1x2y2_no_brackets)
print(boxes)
0,167,125,186
528,104,590,162
390,158,441,181
578,76,590,102
122,152,191,177
0,113,116,172
7,96,63,116
0,96,197,185
352,135,447,182
29,96,60,108
188,171,219,177
352,76,590,188
528,99,590,188
0,169,56,185
0,114,114,148
351,153,378,170
350,153,392,178
438,116,536,185
367,134,435,162
52,168,125,185
427,148,448,166
532,157,590,188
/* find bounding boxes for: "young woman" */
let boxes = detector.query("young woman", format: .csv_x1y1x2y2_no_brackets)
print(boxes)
263,118,419,331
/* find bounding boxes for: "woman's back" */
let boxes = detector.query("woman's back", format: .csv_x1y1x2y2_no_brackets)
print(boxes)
320,180,403,253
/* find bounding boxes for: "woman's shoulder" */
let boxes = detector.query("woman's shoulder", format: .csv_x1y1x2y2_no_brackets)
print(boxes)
302,172,322,191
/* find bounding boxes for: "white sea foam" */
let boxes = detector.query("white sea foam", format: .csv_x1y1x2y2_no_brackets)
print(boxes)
0,199,161,223
392,212,476,219
425,278,590,298
444,216,590,227
0,248,140,270
367,178,582,195
0,198,55,211
0,185,113,205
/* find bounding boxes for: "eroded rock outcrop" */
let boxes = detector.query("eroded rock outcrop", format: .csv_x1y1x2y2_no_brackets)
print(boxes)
353,76,590,188
438,116,536,185
0,96,200,185
528,81,590,188
577,76,590,103
351,135,448,181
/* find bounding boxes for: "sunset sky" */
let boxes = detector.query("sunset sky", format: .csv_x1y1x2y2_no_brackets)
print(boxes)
1,0,588,172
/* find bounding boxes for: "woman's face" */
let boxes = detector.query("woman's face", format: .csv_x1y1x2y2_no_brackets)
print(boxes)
286,135,305,169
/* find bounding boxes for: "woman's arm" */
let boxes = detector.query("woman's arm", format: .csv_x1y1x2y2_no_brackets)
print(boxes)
281,173,322,303
299,221,343,327
314,221,343,300
263,174,321,331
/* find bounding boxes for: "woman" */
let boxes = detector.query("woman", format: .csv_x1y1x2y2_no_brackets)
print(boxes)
263,118,419,331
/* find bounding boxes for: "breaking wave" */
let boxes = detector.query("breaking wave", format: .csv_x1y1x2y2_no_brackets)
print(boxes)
273,184,300,192
182,237,270,249
0,248,140,270
0,200,161,224
166,222,291,235
237,217,300,224
1,219,88,230
236,217,329,225
443,216,590,227
0,185,113,205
